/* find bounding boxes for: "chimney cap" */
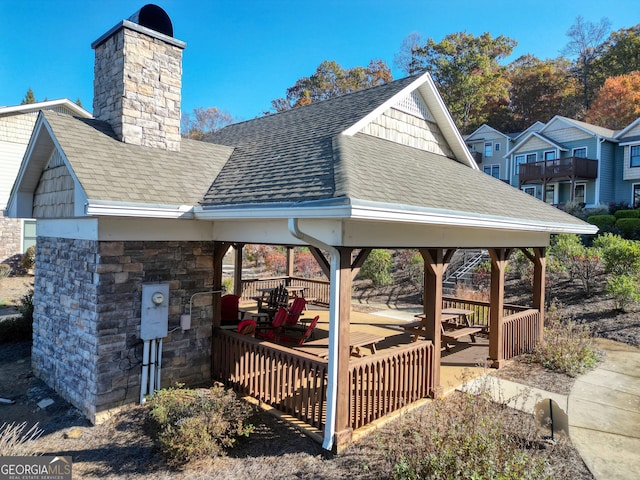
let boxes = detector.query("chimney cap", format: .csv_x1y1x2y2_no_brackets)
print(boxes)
128,4,173,37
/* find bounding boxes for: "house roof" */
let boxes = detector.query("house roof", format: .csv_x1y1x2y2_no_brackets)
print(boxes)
8,73,596,237
509,131,569,156
464,124,515,142
616,117,640,140
11,111,232,211
0,99,91,119
544,115,617,139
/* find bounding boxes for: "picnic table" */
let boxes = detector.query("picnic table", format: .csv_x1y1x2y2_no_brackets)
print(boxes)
406,308,482,350
294,332,385,358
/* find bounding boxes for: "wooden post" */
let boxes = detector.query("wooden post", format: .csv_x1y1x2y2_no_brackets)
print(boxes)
419,248,452,398
233,243,244,298
212,242,231,329
286,246,295,279
333,247,353,452
488,248,511,368
532,247,546,341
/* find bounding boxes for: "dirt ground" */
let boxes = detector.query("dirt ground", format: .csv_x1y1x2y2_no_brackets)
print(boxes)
0,272,625,478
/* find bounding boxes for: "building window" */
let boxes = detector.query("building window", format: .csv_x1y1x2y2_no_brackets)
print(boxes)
483,164,500,178
631,145,640,168
515,155,525,174
523,186,536,197
574,184,586,204
634,184,640,208
526,153,537,163
495,143,500,152
544,150,556,161
22,220,36,253
484,142,493,157
545,184,555,204
573,147,587,158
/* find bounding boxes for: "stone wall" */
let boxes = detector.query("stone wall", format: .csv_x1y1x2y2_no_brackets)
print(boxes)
33,237,215,422
0,213,23,268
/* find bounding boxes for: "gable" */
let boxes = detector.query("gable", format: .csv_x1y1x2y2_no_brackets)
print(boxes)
32,149,76,218
512,134,558,154
543,122,592,143
620,121,640,140
359,91,454,157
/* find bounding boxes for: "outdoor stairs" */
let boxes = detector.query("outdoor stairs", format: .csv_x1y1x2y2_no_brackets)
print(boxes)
443,249,489,293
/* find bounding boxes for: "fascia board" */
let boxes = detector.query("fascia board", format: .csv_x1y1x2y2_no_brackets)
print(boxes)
85,201,195,219
194,201,598,235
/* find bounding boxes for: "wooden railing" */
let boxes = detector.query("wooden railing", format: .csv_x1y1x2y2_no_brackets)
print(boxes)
502,309,541,360
212,328,328,430
212,328,435,433
348,340,435,430
442,296,530,326
519,157,598,183
240,276,330,305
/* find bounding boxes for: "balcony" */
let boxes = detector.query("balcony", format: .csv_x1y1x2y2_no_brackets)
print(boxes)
471,151,483,164
519,157,598,184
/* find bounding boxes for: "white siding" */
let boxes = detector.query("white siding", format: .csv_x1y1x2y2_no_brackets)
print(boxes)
623,145,640,181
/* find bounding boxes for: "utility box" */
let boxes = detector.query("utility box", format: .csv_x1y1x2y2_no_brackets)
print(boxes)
141,283,170,340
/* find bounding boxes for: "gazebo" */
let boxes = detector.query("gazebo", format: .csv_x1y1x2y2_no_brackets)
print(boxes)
6,6,596,453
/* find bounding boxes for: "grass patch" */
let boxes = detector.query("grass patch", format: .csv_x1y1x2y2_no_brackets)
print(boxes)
146,385,255,466
0,422,43,456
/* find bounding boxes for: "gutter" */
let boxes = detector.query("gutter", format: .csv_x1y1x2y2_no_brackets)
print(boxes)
85,201,194,219
288,218,340,451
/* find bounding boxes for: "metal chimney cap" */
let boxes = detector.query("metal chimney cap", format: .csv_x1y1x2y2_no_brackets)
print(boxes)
128,4,173,37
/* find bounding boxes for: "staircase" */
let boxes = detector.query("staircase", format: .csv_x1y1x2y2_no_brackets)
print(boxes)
443,249,489,293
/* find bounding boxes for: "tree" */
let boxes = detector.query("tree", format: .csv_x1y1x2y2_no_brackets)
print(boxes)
181,107,235,139
507,55,583,130
397,31,516,132
21,88,36,105
563,16,612,110
591,24,640,83
270,59,393,112
585,71,640,129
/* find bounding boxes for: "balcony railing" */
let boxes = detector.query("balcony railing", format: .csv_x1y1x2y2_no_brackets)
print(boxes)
519,157,598,184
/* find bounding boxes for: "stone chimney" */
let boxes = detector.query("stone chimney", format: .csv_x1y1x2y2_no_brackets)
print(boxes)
91,4,185,152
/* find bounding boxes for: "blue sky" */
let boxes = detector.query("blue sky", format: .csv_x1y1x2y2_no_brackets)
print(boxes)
0,1,637,121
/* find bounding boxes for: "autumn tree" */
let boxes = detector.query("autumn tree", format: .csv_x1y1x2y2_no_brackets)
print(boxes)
270,59,393,112
396,31,516,132
586,71,640,129
563,16,612,110
181,107,235,139
507,55,583,130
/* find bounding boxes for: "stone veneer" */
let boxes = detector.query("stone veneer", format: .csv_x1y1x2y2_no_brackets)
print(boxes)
33,237,215,422
92,24,183,152
0,213,22,267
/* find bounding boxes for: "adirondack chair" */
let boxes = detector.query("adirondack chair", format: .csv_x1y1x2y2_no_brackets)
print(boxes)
277,315,320,347
221,294,242,325
255,306,288,342
284,297,307,327
237,319,256,336
257,284,289,320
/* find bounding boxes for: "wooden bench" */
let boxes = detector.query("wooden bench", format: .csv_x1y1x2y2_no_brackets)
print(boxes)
441,326,483,351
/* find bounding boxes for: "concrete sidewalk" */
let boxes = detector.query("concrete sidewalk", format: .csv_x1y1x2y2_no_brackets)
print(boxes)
463,338,640,480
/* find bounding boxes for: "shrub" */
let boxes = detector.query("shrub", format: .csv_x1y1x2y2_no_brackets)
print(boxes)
605,274,640,311
221,278,233,293
146,385,254,466
530,304,600,377
615,218,640,238
0,422,43,456
563,200,587,219
17,290,34,323
294,248,322,278
385,387,548,480
549,233,583,274
586,214,616,231
359,249,393,287
614,209,640,219
21,245,35,271
0,264,10,280
0,291,33,343
593,233,640,276
264,248,286,274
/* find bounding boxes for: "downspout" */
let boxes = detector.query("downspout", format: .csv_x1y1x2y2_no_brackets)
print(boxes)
595,136,603,206
288,218,340,451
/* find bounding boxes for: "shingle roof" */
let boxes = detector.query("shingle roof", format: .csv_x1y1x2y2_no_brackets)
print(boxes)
202,75,420,206
43,111,233,206
336,133,586,227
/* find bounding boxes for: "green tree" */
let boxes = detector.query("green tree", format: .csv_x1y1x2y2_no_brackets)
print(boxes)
271,59,392,112
181,106,235,140
359,249,393,287
396,31,516,132
507,55,583,130
562,16,612,110
21,88,36,105
591,24,640,84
